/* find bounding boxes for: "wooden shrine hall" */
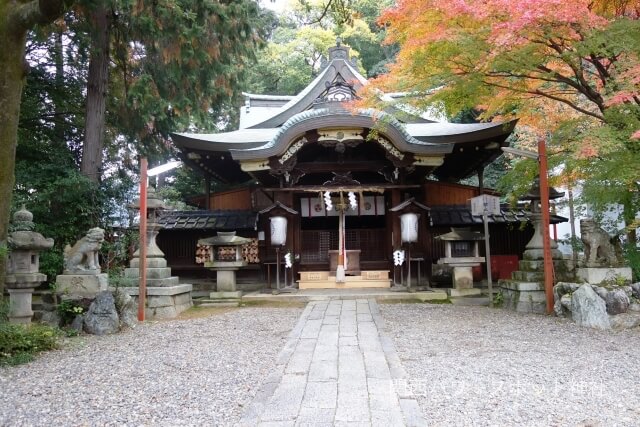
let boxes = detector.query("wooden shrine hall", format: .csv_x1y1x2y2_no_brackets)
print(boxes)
165,41,564,291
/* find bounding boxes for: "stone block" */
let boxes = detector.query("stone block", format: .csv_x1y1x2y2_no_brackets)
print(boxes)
151,305,177,319
448,288,481,297
576,267,632,285
452,266,473,289
130,257,167,268
209,291,242,299
147,295,174,308
173,292,192,306
216,270,237,292
500,280,547,314
56,273,108,297
7,288,34,324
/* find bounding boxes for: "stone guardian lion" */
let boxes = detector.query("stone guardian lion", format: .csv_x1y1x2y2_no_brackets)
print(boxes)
580,219,619,267
64,227,105,273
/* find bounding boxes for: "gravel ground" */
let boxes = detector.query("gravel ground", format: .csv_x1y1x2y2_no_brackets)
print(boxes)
380,303,640,427
0,306,302,426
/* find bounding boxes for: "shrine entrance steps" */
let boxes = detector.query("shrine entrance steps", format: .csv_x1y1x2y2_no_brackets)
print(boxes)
298,271,391,289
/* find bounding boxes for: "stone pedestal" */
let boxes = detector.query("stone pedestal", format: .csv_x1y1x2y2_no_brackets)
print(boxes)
576,267,633,285
216,269,239,292
56,273,108,297
452,266,474,289
7,288,36,324
119,284,193,319
123,237,179,287
500,280,547,314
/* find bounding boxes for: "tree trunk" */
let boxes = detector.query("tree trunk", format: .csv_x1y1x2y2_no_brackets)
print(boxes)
53,30,66,146
80,3,111,183
0,0,68,297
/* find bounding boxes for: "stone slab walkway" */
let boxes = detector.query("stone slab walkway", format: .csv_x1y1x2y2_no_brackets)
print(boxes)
240,299,426,426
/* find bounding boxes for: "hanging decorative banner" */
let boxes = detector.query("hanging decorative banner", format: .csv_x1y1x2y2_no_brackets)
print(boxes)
300,196,384,217
393,249,405,266
284,252,292,269
324,191,333,211
348,192,357,210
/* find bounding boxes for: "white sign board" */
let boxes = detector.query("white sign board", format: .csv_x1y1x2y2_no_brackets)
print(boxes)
470,194,501,216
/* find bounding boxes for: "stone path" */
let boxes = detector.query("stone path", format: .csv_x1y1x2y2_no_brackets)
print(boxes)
240,299,426,426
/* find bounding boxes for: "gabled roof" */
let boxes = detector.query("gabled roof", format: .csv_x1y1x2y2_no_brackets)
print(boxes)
243,46,367,129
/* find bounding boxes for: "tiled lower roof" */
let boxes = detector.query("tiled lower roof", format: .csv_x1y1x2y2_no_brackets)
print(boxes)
430,205,567,226
158,210,257,231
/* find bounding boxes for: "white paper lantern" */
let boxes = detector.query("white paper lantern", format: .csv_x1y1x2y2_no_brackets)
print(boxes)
270,216,287,246
400,213,419,243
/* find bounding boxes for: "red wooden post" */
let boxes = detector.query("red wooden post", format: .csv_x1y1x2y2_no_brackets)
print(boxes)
138,158,148,321
538,139,554,314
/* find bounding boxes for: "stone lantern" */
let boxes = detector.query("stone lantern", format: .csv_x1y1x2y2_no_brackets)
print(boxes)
521,177,564,260
435,228,485,295
124,186,178,287
5,206,54,324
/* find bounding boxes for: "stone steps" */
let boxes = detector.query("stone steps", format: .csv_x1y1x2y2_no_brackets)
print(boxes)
298,271,391,289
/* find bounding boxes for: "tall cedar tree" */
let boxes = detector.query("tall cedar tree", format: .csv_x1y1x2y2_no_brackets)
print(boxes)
0,0,72,297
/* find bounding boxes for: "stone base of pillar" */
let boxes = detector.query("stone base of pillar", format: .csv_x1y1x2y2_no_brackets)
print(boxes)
576,267,632,285
216,269,239,292
452,266,474,289
7,288,35,324
117,284,193,319
55,273,108,298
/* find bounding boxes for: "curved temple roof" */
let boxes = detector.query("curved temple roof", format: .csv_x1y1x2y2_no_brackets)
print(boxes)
170,42,517,184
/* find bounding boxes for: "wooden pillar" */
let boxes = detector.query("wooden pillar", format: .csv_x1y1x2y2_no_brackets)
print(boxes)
390,189,401,249
204,175,211,210
477,167,484,194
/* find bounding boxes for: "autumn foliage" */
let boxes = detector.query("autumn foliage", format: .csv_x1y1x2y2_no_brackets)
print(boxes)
371,0,639,145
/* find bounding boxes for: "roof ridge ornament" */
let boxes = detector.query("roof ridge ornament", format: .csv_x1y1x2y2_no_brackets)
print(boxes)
313,75,359,106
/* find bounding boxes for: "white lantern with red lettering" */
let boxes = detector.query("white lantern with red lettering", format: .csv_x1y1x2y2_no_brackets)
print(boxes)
270,216,287,246
400,213,419,243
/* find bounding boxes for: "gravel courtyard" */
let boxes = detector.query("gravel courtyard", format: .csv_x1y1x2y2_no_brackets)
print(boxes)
380,303,640,426
0,306,302,426
2,303,640,426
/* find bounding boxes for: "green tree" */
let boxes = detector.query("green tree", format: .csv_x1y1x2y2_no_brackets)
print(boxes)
0,0,72,297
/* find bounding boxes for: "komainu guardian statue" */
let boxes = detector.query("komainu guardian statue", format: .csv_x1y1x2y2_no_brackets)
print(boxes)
64,227,105,273
580,219,620,267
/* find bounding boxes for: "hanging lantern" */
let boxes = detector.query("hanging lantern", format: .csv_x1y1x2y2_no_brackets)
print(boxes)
400,213,419,243
270,216,287,246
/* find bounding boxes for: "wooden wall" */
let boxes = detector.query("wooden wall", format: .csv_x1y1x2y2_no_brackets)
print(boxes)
423,181,498,206
209,187,252,210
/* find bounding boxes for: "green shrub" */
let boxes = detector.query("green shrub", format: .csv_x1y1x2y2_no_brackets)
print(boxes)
0,323,60,366
56,299,88,325
492,291,504,307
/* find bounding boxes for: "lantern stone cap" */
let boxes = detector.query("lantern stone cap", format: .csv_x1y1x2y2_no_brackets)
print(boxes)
12,205,34,229
435,227,485,241
520,177,565,201
8,206,54,250
130,186,168,210
389,197,430,212
198,231,252,246
258,201,298,216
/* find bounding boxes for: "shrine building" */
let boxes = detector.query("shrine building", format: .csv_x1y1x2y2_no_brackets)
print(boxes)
163,42,563,292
